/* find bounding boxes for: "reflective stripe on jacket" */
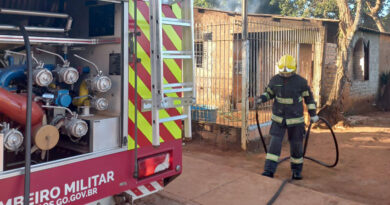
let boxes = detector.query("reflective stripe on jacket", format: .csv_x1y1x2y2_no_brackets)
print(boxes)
260,73,316,126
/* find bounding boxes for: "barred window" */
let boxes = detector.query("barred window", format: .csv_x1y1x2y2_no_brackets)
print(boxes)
195,42,204,68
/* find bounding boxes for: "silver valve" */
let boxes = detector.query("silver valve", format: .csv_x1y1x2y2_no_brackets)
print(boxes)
33,68,53,87
56,66,79,85
36,48,79,85
91,97,109,111
5,50,53,87
0,122,24,152
88,75,112,93
73,54,112,93
64,117,88,138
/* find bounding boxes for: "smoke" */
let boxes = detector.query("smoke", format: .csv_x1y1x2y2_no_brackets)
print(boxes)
211,0,280,14
211,1,240,12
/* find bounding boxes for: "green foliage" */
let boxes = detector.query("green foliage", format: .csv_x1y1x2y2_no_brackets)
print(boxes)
270,0,339,19
270,0,388,22
194,0,224,8
194,0,215,8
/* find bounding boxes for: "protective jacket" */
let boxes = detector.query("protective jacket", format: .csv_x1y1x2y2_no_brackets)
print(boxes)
259,73,316,126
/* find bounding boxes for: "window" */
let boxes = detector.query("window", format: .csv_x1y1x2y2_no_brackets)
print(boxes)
195,42,204,68
353,38,370,81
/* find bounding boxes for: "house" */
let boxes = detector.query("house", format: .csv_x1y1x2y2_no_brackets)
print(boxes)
192,7,390,149
322,27,390,114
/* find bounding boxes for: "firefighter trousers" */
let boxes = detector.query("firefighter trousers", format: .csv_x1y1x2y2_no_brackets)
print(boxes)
264,122,305,174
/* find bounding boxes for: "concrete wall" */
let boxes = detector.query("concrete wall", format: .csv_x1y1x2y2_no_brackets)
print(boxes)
379,34,390,75
346,31,380,114
321,31,380,114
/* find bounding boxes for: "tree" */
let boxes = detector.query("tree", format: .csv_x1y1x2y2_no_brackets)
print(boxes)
319,0,364,124
366,0,386,31
270,0,387,123
270,0,339,19
271,0,387,31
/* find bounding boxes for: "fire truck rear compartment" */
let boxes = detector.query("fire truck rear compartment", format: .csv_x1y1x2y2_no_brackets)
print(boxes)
0,0,127,172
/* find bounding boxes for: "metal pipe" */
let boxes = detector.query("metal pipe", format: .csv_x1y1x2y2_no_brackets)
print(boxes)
65,17,73,32
133,0,139,179
5,50,39,64
0,8,69,18
0,25,65,33
42,105,75,117
36,48,66,64
73,54,102,75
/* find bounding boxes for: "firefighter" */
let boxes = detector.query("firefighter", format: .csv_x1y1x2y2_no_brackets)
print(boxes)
256,55,319,180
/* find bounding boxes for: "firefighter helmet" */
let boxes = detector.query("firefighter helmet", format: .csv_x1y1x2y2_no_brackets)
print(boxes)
277,55,296,77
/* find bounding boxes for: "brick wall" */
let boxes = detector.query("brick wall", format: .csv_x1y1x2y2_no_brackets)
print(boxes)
321,31,380,114
321,43,338,105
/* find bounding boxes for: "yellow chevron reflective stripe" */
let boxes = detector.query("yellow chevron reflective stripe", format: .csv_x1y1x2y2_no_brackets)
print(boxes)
172,3,182,19
127,136,140,150
307,104,316,110
302,90,309,97
129,2,184,142
130,1,182,82
130,51,182,138
286,117,304,125
131,22,182,107
271,114,283,123
162,4,182,50
129,64,151,99
164,59,182,83
290,157,304,164
129,66,182,139
159,110,182,139
136,42,181,89
276,96,293,104
128,100,163,144
129,2,150,40
162,24,182,50
266,153,279,162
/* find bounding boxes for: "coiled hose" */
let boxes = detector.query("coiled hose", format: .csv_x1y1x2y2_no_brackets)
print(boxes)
255,108,339,205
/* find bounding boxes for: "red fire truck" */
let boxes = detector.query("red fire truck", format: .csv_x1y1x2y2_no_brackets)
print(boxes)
0,0,194,204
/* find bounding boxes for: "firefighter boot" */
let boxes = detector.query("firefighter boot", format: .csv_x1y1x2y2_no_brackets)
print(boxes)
262,159,278,178
262,171,274,178
292,172,302,180
291,163,303,180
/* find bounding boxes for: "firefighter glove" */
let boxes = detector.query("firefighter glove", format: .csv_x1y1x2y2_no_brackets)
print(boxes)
255,96,263,106
310,115,319,123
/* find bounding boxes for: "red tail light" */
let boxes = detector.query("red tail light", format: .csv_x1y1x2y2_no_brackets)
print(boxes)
138,152,171,178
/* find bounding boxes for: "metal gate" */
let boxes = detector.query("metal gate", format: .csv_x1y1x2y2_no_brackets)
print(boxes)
193,19,322,149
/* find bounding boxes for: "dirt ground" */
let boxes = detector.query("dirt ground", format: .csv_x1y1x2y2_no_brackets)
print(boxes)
180,111,390,205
